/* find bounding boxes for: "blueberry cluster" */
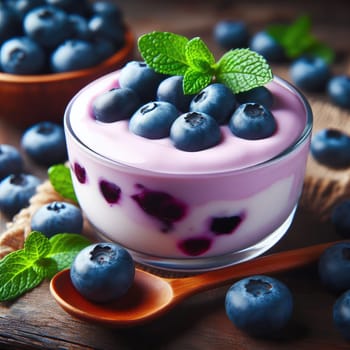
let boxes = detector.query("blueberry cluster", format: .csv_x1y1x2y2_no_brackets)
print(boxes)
0,0,126,74
92,60,276,152
0,121,67,217
213,20,350,109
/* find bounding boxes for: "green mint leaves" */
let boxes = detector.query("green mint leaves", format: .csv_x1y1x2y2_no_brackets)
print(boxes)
138,31,272,95
266,14,334,63
0,231,90,301
48,164,78,204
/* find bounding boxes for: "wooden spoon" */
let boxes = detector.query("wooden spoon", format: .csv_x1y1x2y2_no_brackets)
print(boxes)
50,240,343,327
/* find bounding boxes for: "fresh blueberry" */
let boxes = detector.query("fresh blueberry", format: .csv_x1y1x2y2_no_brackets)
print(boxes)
289,56,331,92
23,5,72,49
50,39,98,73
0,144,23,180
310,128,350,168
0,173,41,217
67,14,91,40
31,201,83,237
119,61,166,103
70,242,135,303
0,3,22,44
213,20,249,50
331,199,350,237
21,121,67,166
90,1,123,21
225,275,293,336
45,0,90,15
88,14,125,46
249,31,285,62
318,242,350,293
7,0,46,19
156,76,194,112
333,290,350,341
327,75,350,109
170,112,222,152
129,101,179,139
92,87,141,123
0,36,46,74
229,102,277,140
236,86,273,109
93,37,117,61
190,83,236,124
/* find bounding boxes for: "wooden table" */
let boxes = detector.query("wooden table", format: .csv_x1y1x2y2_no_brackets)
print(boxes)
1,1,350,349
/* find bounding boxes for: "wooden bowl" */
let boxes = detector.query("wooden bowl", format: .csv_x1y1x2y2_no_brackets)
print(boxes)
0,29,134,129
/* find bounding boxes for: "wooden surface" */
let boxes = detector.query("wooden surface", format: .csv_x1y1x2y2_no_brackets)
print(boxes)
1,0,350,349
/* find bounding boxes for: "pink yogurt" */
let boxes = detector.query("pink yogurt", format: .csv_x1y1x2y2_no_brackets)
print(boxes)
64,71,312,272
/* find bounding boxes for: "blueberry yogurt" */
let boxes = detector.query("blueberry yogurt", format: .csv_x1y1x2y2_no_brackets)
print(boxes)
64,65,312,272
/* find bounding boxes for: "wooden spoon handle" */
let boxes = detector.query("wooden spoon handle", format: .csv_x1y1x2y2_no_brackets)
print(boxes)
171,240,345,298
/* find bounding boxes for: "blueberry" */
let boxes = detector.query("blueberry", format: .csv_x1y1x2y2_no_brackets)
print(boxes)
31,201,83,237
21,121,67,166
23,5,72,49
90,1,123,21
0,3,22,44
249,31,285,62
92,87,141,123
119,61,166,103
68,14,91,40
229,102,277,140
7,0,46,19
0,173,41,217
0,144,23,180
333,290,350,341
190,83,236,124
0,36,46,74
88,14,125,45
129,101,179,139
50,39,98,73
225,275,293,336
318,242,350,293
70,242,135,303
157,76,194,112
93,37,117,61
170,112,222,152
327,75,350,109
289,56,331,92
236,86,274,109
310,128,350,168
331,199,350,237
213,20,249,50
46,0,90,15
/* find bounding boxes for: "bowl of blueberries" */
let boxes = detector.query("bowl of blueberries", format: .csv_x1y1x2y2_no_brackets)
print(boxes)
0,0,134,128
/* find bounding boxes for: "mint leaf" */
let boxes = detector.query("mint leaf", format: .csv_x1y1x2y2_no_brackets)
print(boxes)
23,230,50,261
0,250,43,301
47,233,90,272
138,31,189,75
185,37,215,73
138,31,273,94
48,164,78,203
183,68,212,95
216,49,273,93
267,15,335,63
0,231,91,301
305,41,335,64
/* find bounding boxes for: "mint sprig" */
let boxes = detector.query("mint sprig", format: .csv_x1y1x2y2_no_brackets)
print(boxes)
266,14,335,63
138,31,273,95
0,231,90,301
48,164,78,204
